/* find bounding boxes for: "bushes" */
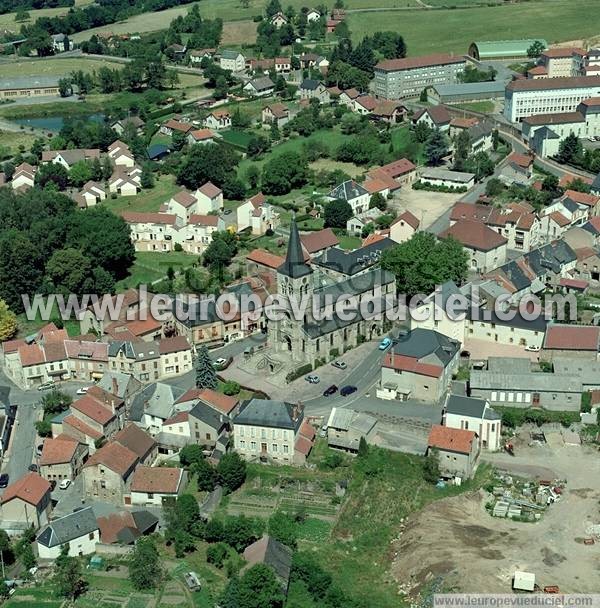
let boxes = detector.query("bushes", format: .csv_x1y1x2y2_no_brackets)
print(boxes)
286,363,312,383
412,180,468,193
498,406,580,429
206,543,229,568
222,381,241,396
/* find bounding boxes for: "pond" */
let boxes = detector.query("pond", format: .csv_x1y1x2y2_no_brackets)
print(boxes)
11,112,106,132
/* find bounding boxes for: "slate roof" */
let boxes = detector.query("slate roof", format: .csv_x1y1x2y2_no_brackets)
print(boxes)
189,400,227,431
235,399,303,431
328,180,368,201
37,507,98,548
278,218,312,279
311,238,395,276
445,394,501,420
247,76,275,91
390,328,460,367
300,78,322,90
242,535,293,588
129,382,185,422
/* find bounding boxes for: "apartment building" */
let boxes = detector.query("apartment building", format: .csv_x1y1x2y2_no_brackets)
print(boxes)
374,53,466,100
535,47,587,78
504,76,600,122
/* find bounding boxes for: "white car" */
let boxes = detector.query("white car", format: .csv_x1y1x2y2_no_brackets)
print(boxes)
331,360,347,370
59,479,71,490
305,374,320,384
214,358,227,367
524,345,540,352
76,387,90,395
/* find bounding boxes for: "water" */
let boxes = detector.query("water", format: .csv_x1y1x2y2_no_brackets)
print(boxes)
11,112,106,132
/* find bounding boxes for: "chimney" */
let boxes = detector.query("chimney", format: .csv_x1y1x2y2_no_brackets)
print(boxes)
292,405,298,421
112,377,118,395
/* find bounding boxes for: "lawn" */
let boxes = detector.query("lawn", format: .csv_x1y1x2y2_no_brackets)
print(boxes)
16,299,82,339
0,0,93,29
453,100,495,114
0,129,37,159
116,250,199,291
347,0,600,55
391,124,424,165
104,175,180,215
220,129,254,151
0,58,124,79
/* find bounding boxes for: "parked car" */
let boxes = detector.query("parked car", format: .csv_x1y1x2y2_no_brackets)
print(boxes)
59,479,71,490
0,474,9,488
76,386,90,395
28,464,38,473
37,381,56,391
213,356,233,371
36,444,44,457
331,360,347,370
379,337,392,350
340,385,357,396
49,480,57,491
305,374,320,384
323,385,338,396
524,345,540,352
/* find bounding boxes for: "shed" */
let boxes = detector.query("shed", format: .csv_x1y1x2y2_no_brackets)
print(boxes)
513,570,535,591
468,39,547,61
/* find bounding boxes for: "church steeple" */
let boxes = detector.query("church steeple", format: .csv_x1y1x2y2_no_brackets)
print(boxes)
278,217,312,278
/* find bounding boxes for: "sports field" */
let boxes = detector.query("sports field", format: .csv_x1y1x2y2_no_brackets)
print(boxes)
348,0,600,55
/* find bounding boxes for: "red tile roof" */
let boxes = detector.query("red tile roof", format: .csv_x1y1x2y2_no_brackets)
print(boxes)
247,249,285,269
72,395,115,426
63,415,103,440
130,466,182,493
559,173,593,188
376,53,465,72
450,117,479,129
188,129,214,141
84,441,138,477
2,339,26,354
364,178,389,194
163,411,189,426
542,47,586,58
564,189,600,207
440,219,507,252
558,277,588,290
507,153,534,169
548,211,570,227
295,435,314,456
391,210,420,230
189,214,219,226
450,202,492,223
300,228,340,254
197,181,222,198
19,344,45,367
39,437,80,466
159,336,190,354
299,419,316,441
1,472,51,506
171,190,197,207
544,324,600,351
522,112,584,126
428,424,475,455
382,353,443,378
163,119,193,133
527,66,547,76
97,511,137,544
362,233,388,247
197,388,238,415
377,158,417,179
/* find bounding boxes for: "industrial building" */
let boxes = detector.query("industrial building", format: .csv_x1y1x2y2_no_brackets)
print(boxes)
428,80,506,105
468,39,547,61
0,76,61,100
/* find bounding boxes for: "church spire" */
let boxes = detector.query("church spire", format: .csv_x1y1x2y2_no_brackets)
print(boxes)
278,216,312,278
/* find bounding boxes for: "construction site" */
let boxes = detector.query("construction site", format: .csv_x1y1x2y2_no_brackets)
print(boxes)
390,427,600,597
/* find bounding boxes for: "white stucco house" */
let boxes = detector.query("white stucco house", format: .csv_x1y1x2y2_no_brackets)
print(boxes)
36,507,100,559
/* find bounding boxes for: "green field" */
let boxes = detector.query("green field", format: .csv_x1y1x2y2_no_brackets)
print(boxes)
220,129,254,151
453,100,495,113
348,0,600,55
0,129,37,158
116,250,199,290
0,57,121,79
104,174,180,215
0,0,92,29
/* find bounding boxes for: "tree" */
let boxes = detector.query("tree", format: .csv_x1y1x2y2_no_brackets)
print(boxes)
35,419,52,437
453,130,471,172
217,452,247,493
464,151,495,181
422,450,440,483
290,552,333,602
556,132,584,166
357,436,369,458
0,530,14,566
177,144,239,190
424,129,449,166
527,40,545,58
179,444,204,468
369,192,386,212
485,177,504,197
246,165,260,189
46,248,92,295
419,87,429,102
206,543,229,568
69,161,92,188
223,564,285,608
41,390,72,415
141,166,155,189
324,199,353,229
0,299,17,342
21,543,36,570
261,151,308,195
53,545,86,600
194,344,218,390
196,457,217,491
58,78,71,97
265,0,283,18
129,537,163,591
491,129,499,152
268,510,297,548
35,163,69,190
222,381,240,395
412,121,431,143
381,232,468,297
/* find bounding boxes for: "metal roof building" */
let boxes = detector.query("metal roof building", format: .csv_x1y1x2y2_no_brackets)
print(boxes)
429,80,506,104
468,39,547,61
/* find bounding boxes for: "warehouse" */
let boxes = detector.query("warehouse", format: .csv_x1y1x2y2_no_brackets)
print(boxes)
0,76,61,100
428,80,506,105
468,39,547,61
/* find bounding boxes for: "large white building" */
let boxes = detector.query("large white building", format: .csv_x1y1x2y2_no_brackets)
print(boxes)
374,53,466,100
504,76,600,122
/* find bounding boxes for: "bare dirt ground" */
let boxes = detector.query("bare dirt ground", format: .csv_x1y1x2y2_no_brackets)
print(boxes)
391,439,600,596
389,188,461,230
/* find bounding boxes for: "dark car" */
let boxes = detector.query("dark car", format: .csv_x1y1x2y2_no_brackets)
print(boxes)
340,385,357,397
49,480,57,491
28,464,38,473
0,474,9,488
323,385,338,397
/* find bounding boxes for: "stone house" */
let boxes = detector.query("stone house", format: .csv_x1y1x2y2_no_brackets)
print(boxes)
427,424,479,480
0,473,52,532
39,437,89,482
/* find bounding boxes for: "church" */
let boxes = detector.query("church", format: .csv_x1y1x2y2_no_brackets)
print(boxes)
269,219,397,368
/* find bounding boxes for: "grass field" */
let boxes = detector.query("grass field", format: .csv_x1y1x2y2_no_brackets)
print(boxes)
116,250,199,290
347,0,600,55
0,129,37,158
453,100,495,113
0,0,92,29
0,57,125,79
104,174,180,215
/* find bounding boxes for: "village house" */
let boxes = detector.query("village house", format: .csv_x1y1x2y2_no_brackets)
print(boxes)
204,110,232,130
41,148,100,170
233,400,315,466
0,472,52,533
52,33,72,53
326,407,377,453
79,181,107,206
128,467,186,506
327,180,370,215
298,79,331,104
339,88,361,109
82,440,139,504
270,11,288,27
11,162,36,190
244,76,275,97
542,323,600,361
443,394,501,451
219,49,245,72
187,128,216,146
306,8,321,21
412,105,452,132
111,116,145,136
246,248,285,280
372,100,406,124
499,153,534,185
262,103,291,128
114,423,157,466
121,212,178,252
389,210,420,244
196,181,224,214
365,157,417,193
97,510,159,545
485,202,541,252
441,218,507,272
36,507,99,559
108,140,136,167
377,328,461,403
275,57,291,73
189,48,215,64
427,424,479,480
39,436,89,482
300,228,340,258
108,166,141,197
127,383,189,435
159,119,194,137
237,192,280,235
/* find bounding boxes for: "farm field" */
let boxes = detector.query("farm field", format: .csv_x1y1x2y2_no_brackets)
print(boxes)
347,0,600,55
0,129,37,158
0,57,125,79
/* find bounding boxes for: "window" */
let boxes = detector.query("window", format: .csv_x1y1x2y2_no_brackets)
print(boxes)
148,493,154,499
89,533,95,540
240,440,246,448
251,441,256,450
283,445,289,454
272,444,278,452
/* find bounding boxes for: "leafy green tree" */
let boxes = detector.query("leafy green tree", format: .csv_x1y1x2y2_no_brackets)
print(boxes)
177,144,239,189
69,161,92,188
527,40,545,58
228,564,285,608
21,543,36,570
485,177,504,197
419,87,429,102
217,452,247,494
196,457,217,491
464,151,495,181
206,543,229,568
194,344,218,390
357,436,369,458
369,192,386,212
41,390,72,415
0,299,17,342
53,545,86,600
381,232,468,297
324,199,353,229
556,132,583,166
422,450,440,483
246,165,260,189
453,130,471,172
35,419,52,437
424,129,449,166
0,530,14,565
35,163,69,190
222,381,240,396
179,444,204,468
129,537,163,591
290,552,333,602
46,248,93,295
222,515,263,552
261,151,308,195
412,121,431,143
268,510,297,548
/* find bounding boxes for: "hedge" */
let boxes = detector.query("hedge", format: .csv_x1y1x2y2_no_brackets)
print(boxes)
286,363,312,383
